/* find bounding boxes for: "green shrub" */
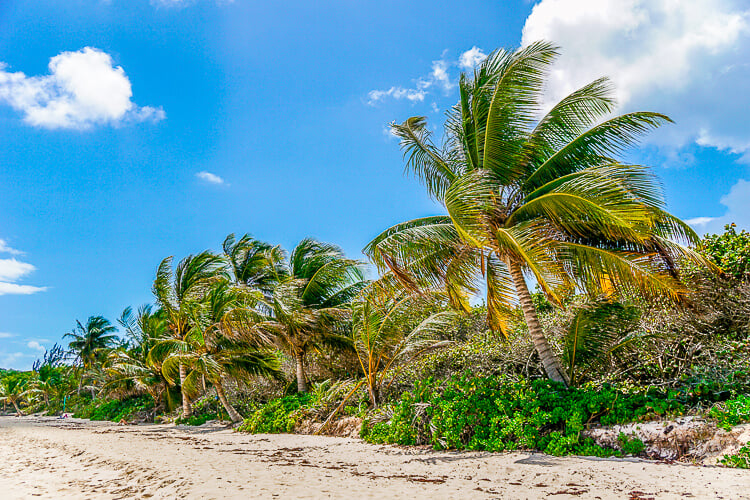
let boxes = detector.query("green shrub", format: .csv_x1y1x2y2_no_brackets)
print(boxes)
708,394,750,431
73,395,153,422
719,444,750,469
618,433,646,455
176,413,219,426
360,374,692,456
236,394,311,434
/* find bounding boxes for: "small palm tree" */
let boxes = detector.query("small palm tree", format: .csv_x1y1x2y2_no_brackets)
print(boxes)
259,238,366,392
64,316,119,369
351,287,454,407
365,41,709,385
152,251,226,417
0,377,27,416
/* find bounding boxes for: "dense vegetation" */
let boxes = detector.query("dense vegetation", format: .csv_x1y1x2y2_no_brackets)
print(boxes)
2,42,749,468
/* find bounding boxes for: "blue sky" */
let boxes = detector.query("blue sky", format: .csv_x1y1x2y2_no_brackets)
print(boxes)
1,0,749,369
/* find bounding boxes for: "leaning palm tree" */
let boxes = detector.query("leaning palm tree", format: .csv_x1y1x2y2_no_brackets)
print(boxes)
257,239,366,392
365,41,709,385
64,316,119,369
0,377,27,416
157,280,281,422
152,251,226,417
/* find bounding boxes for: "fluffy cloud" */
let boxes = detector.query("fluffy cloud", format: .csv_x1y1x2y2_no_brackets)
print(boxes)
367,47,488,106
367,87,426,105
0,332,14,339
26,341,44,351
0,242,46,295
521,0,750,153
0,47,165,130
459,46,488,71
196,171,227,185
686,179,750,236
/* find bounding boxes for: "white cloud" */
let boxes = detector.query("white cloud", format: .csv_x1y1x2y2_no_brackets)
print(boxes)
0,239,22,255
367,87,426,105
686,179,750,235
459,46,488,71
431,59,453,93
0,258,35,282
521,0,750,153
0,243,46,295
0,332,14,339
367,50,476,105
26,341,44,351
196,171,227,185
0,352,25,369
0,47,165,130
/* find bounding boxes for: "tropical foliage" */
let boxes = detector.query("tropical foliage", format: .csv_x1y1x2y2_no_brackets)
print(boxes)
2,41,748,467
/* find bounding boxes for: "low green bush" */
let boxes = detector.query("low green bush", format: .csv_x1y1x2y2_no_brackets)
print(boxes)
708,394,750,431
236,394,311,434
73,395,154,422
719,444,750,469
360,374,694,456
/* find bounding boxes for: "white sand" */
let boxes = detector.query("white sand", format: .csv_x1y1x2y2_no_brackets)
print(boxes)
0,416,747,499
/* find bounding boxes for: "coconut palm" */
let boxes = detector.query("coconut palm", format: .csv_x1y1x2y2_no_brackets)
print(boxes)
103,306,177,412
223,233,287,297
157,280,281,422
0,377,27,416
64,316,119,369
365,41,709,385
257,238,366,393
351,286,454,407
152,251,226,417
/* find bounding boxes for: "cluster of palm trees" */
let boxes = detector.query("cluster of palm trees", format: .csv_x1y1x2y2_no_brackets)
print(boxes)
4,41,710,422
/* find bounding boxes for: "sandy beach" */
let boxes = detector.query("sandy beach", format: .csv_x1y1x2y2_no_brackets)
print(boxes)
0,416,747,499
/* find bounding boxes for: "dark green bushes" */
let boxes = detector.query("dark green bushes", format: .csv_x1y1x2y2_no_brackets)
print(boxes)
236,394,311,434
360,374,710,456
73,395,154,422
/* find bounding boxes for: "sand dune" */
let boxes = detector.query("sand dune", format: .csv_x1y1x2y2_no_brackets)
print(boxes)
0,416,747,499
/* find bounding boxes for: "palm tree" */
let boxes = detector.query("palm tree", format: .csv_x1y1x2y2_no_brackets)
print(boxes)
103,306,177,412
0,377,27,416
258,238,366,392
365,41,708,386
64,316,119,369
157,280,281,422
152,251,226,417
223,233,287,298
351,286,454,407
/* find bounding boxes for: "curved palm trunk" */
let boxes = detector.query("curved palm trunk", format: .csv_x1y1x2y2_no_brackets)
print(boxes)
12,400,22,416
179,363,192,417
214,380,243,424
295,353,309,393
508,260,570,386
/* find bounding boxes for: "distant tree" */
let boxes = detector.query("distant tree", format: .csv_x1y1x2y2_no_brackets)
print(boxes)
698,223,750,281
64,316,119,369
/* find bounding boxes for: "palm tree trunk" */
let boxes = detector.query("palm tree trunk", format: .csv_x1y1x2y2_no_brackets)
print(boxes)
179,363,192,417
12,400,22,416
367,375,379,408
214,380,243,424
507,260,570,386
295,353,308,393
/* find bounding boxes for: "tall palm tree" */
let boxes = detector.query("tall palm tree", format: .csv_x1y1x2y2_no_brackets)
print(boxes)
157,280,281,422
223,233,287,297
152,251,225,417
365,41,709,385
103,305,177,412
257,238,366,392
64,316,119,369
